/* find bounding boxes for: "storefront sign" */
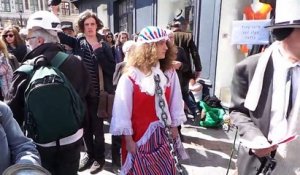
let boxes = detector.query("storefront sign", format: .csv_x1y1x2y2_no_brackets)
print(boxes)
231,19,271,45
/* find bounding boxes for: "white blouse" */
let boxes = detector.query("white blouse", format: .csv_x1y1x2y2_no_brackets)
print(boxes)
109,65,186,136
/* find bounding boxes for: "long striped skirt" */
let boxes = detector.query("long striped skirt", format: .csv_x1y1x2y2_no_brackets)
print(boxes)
125,126,177,175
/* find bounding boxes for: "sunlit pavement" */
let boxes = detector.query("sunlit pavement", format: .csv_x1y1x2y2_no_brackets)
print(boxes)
79,118,238,175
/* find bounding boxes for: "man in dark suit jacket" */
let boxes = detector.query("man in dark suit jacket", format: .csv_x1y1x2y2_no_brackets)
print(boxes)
171,21,202,118
230,1,300,174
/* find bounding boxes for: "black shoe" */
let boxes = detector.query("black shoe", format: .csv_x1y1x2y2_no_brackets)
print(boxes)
112,163,121,174
78,154,94,172
90,160,105,174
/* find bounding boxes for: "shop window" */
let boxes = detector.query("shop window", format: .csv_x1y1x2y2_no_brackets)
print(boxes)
61,1,70,16
15,0,23,12
30,0,39,12
117,0,133,34
1,0,11,12
184,0,196,32
70,3,79,14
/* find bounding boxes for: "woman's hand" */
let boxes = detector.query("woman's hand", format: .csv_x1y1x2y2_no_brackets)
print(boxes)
170,127,179,139
125,135,137,154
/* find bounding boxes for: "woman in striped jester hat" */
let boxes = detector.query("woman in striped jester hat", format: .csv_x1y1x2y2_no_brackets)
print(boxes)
110,25,188,175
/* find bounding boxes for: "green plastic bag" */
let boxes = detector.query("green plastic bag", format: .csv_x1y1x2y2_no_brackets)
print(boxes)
199,100,225,128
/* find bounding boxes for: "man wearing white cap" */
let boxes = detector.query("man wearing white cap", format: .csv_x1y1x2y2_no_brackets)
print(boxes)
7,11,94,175
230,0,300,174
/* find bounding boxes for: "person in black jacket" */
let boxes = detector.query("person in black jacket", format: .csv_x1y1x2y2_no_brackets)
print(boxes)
7,11,94,175
57,10,115,174
171,21,202,118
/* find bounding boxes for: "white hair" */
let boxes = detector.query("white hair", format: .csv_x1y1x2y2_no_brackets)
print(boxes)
122,40,136,53
31,28,60,43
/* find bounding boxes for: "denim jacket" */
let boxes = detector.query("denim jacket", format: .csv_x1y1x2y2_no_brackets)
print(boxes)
0,101,40,174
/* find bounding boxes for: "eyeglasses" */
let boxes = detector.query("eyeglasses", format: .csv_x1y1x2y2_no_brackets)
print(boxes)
25,36,37,41
3,34,14,38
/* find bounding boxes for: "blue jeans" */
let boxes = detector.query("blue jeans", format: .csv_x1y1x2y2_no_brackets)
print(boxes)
182,85,199,116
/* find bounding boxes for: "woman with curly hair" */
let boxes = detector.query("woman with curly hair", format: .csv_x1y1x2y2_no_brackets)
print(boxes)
110,26,188,175
2,26,27,62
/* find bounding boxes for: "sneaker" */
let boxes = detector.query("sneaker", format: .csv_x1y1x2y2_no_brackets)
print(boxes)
90,160,105,174
78,154,94,172
186,114,194,119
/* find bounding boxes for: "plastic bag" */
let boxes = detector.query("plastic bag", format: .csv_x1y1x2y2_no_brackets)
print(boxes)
199,100,225,128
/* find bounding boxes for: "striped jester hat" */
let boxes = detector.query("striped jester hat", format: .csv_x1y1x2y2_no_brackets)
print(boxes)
137,26,168,44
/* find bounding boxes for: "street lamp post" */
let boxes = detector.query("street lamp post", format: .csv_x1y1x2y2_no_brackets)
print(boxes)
19,10,23,27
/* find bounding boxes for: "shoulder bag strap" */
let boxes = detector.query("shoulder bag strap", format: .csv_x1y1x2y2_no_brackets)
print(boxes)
98,64,105,91
51,51,69,68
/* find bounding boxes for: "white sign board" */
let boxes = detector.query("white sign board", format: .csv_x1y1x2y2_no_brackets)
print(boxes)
231,20,271,45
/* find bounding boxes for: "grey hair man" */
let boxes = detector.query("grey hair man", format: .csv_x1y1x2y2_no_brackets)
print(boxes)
7,11,95,175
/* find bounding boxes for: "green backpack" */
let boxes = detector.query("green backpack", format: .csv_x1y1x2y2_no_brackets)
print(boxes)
16,52,85,144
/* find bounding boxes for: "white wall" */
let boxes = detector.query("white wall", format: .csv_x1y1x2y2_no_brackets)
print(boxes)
156,0,185,28
215,0,251,106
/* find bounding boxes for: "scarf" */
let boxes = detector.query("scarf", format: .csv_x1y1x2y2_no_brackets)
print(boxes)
244,41,279,111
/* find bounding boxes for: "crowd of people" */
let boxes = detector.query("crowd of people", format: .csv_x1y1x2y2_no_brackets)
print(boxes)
3,0,300,174
0,2,202,175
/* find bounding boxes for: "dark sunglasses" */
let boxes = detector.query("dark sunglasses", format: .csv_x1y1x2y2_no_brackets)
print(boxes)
3,34,14,38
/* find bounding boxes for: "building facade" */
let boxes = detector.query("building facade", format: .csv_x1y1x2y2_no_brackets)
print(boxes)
0,0,79,29
70,0,109,27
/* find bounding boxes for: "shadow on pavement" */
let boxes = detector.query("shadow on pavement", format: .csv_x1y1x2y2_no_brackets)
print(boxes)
183,135,233,154
182,147,236,169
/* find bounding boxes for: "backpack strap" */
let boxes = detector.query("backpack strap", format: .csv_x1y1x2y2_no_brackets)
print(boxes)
51,51,69,68
16,52,69,74
15,64,34,75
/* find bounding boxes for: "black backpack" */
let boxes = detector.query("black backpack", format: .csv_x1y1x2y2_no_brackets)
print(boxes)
16,52,85,144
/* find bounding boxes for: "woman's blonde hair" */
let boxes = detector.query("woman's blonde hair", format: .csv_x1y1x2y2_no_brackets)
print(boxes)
0,38,9,58
125,40,177,73
160,41,177,72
